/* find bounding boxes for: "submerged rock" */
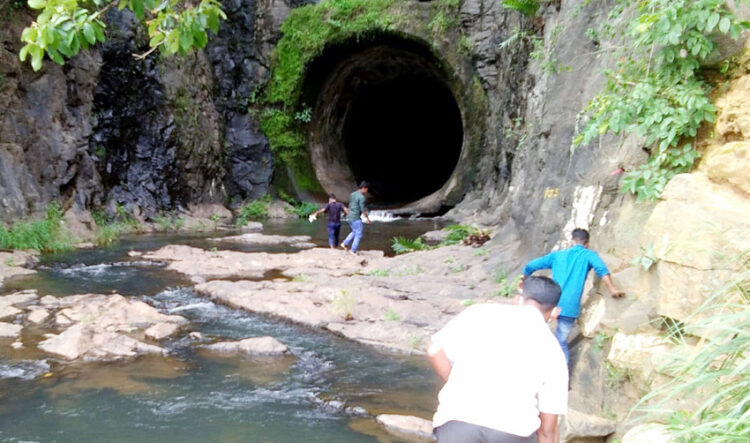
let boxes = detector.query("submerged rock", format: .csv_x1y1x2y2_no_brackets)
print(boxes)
211,233,316,249
204,336,290,356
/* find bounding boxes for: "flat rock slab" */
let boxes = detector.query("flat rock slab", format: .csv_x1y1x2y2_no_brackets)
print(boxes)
204,336,290,356
211,233,315,249
376,414,435,440
144,245,383,280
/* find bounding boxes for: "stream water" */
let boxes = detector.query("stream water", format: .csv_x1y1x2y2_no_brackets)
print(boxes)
0,217,445,442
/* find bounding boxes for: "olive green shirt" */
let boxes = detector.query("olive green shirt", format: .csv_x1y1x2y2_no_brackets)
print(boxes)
347,190,367,222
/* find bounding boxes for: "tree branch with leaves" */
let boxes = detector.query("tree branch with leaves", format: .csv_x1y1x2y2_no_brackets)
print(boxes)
19,0,226,71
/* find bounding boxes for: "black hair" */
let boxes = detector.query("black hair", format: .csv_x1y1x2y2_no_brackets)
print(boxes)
329,193,337,199
571,228,590,243
358,181,369,189
523,276,561,310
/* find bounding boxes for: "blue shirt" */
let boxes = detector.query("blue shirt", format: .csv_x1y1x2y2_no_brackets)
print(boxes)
522,245,610,318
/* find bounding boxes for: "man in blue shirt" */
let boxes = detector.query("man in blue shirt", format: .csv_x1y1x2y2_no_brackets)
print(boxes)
522,228,624,365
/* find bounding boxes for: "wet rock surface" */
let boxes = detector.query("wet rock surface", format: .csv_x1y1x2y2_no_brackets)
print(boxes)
147,241,500,353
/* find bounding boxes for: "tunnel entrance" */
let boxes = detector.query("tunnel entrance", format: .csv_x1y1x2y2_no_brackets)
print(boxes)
304,34,464,206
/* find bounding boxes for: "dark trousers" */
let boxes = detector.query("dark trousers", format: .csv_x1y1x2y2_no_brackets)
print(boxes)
327,222,341,247
434,421,537,443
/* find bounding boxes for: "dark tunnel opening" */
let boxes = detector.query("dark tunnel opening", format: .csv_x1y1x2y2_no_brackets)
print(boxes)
304,34,464,206
343,75,463,203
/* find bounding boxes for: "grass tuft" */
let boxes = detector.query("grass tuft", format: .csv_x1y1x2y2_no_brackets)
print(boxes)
0,202,72,253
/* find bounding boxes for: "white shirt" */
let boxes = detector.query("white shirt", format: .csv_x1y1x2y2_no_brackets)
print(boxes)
431,304,568,437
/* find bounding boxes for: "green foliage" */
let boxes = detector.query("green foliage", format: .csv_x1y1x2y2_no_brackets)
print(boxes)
631,243,660,271
391,236,429,255
235,199,269,226
501,0,540,17
440,224,490,246
261,0,400,153
634,266,749,441
457,34,474,56
292,273,309,282
332,289,356,320
367,268,390,277
0,203,73,253
493,271,523,298
460,298,476,306
383,306,401,322
293,201,319,218
152,213,185,231
20,0,225,71
574,0,749,200
394,265,423,277
91,205,141,246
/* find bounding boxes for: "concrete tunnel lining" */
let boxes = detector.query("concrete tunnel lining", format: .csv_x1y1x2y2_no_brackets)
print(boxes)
304,34,465,208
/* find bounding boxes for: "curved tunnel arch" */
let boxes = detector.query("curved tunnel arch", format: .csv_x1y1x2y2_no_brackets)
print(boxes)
302,33,465,208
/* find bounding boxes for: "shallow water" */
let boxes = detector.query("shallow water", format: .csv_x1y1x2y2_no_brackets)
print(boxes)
0,217,444,442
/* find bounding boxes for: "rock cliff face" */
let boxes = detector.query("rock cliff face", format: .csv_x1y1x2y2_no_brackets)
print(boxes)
0,0,744,260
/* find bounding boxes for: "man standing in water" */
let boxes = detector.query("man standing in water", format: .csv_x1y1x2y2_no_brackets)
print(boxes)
340,181,371,255
310,194,349,249
522,228,624,365
427,276,568,443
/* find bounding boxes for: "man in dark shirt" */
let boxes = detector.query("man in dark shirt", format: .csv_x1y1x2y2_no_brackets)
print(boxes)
340,181,371,255
311,193,349,249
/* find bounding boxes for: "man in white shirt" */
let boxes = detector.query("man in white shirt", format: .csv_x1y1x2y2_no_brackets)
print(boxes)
427,276,568,443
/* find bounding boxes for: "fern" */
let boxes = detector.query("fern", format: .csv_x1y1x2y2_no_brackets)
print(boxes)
391,237,430,255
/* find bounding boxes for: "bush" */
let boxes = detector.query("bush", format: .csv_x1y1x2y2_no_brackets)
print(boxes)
91,205,142,246
0,202,72,253
235,200,269,226
293,201,319,218
152,213,185,231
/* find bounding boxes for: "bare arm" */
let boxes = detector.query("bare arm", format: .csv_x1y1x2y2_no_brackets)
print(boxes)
601,274,625,297
343,206,350,216
537,413,559,443
312,207,326,217
427,342,451,382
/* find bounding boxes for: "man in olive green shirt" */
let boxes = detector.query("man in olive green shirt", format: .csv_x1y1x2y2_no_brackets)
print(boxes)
340,181,371,254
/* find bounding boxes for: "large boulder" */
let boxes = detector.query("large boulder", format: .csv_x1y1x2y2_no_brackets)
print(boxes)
700,141,750,195
38,323,165,360
607,333,675,387
642,173,750,273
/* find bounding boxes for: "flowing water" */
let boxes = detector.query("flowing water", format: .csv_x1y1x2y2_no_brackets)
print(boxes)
0,217,445,442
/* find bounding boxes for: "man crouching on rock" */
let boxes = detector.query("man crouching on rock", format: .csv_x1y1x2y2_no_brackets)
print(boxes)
427,276,568,443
